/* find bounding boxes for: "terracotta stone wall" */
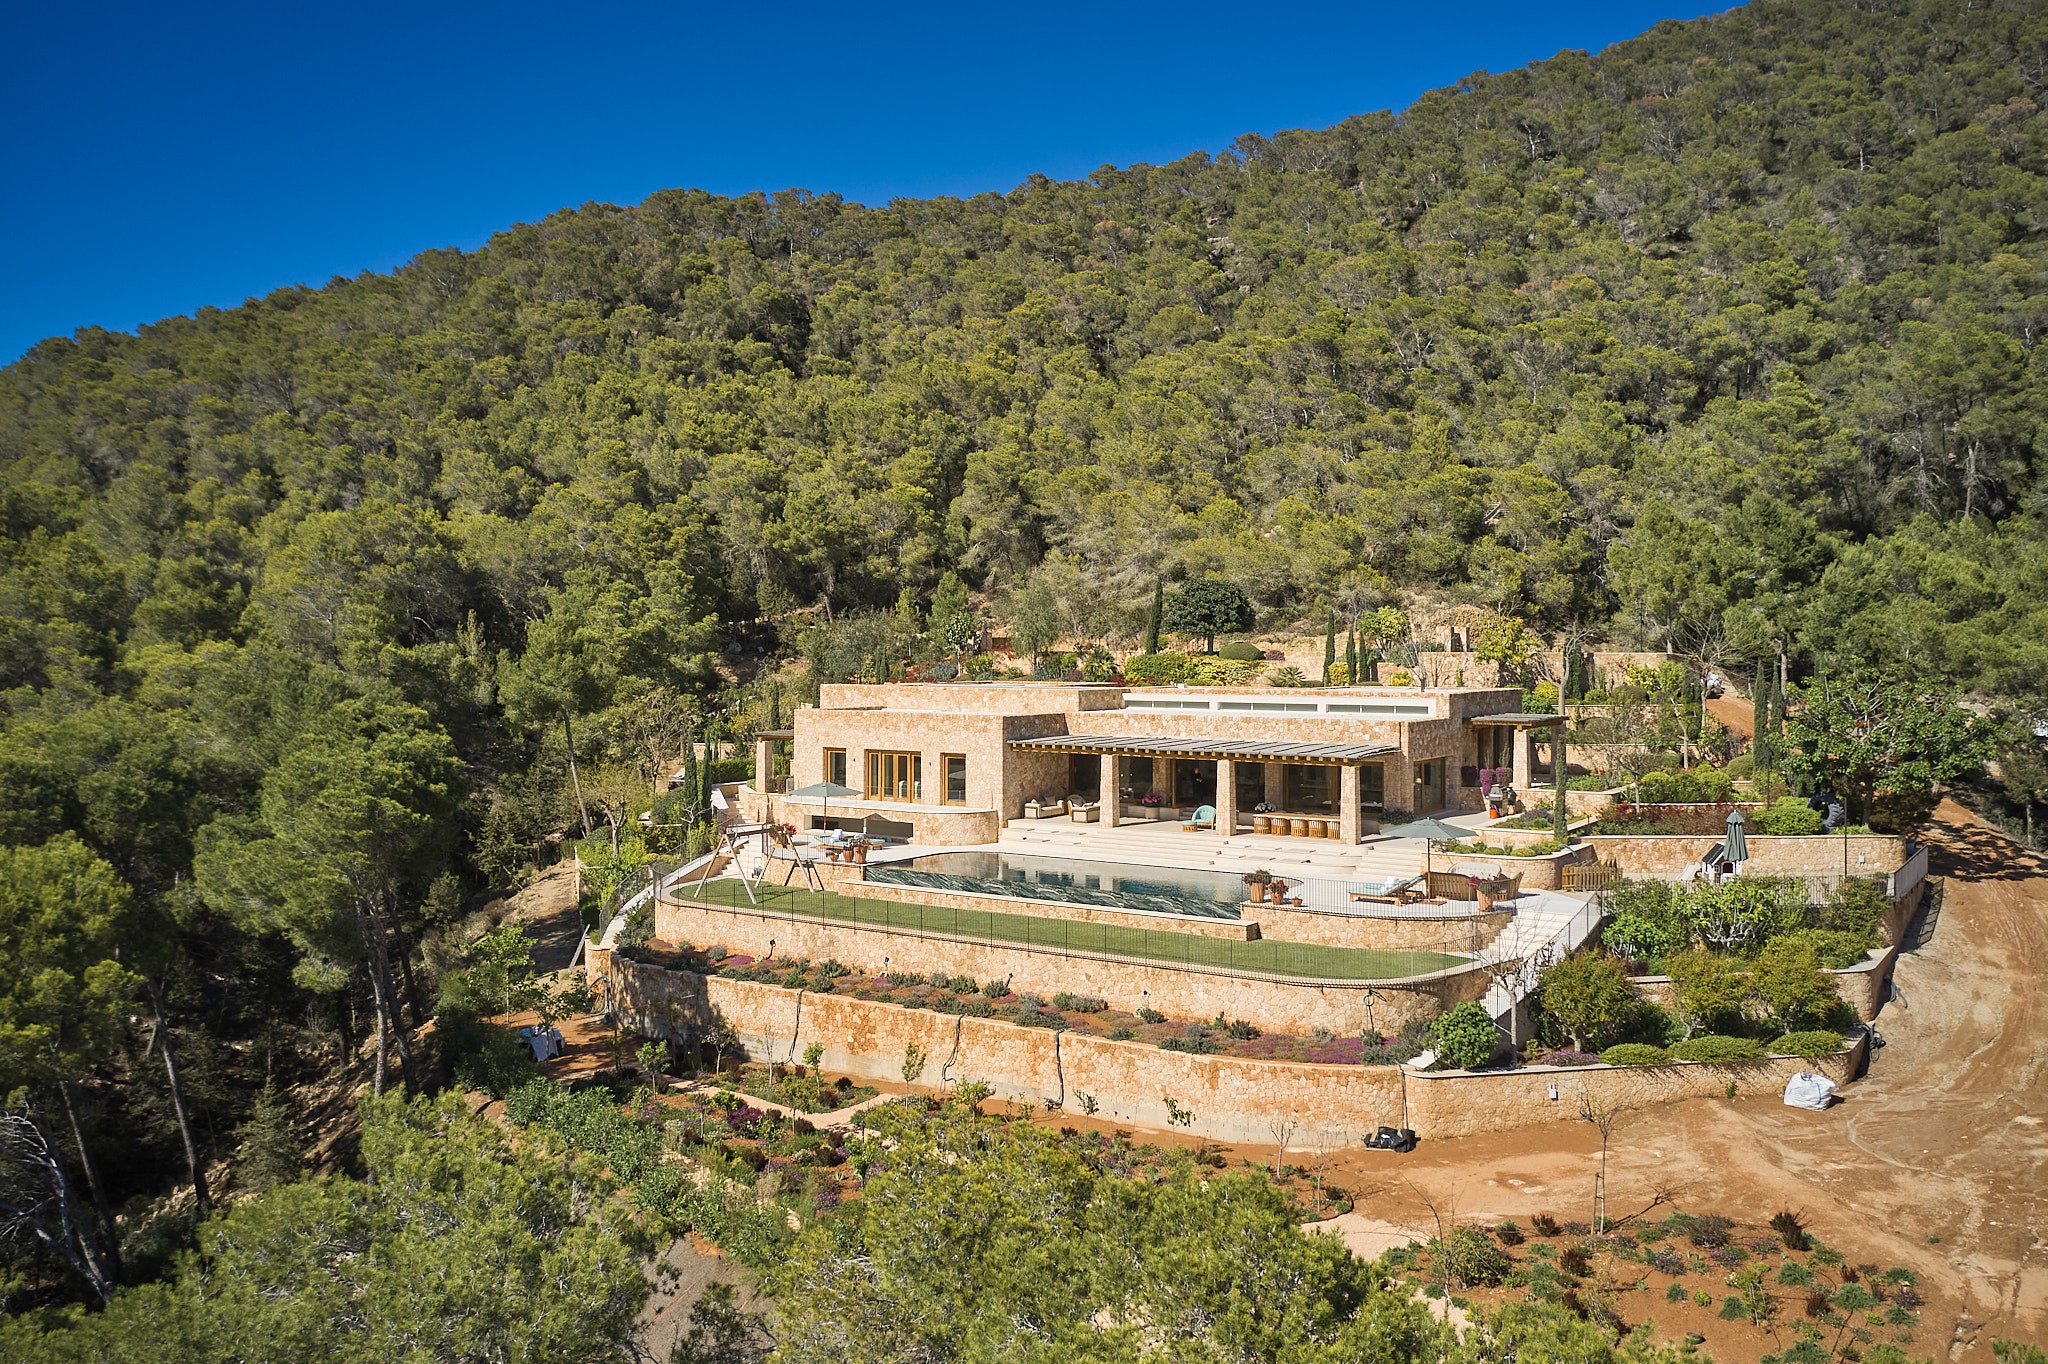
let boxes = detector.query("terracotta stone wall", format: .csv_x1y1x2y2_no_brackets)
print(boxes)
1247,903,1512,953
1584,833,1907,880
1403,1039,1864,1140
650,895,1484,1034
599,957,1861,1144
1419,848,1590,891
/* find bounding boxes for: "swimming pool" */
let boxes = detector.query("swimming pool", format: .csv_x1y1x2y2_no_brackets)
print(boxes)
864,850,1246,920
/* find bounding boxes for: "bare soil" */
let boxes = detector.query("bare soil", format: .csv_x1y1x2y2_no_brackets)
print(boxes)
1294,800,2048,1360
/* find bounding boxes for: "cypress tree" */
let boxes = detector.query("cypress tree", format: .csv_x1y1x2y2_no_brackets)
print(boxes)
1322,612,1337,684
1344,629,1358,684
1144,580,1163,655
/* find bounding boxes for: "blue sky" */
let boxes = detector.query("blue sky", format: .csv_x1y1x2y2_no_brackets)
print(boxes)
0,1,1725,364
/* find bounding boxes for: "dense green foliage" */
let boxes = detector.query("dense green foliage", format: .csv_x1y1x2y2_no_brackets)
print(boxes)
0,1094,650,1362
2,0,2045,1317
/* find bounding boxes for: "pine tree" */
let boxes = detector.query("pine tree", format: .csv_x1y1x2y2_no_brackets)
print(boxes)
233,1079,303,1194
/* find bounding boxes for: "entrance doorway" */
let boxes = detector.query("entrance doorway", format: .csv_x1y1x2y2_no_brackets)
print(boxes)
1412,759,1446,813
1174,759,1217,809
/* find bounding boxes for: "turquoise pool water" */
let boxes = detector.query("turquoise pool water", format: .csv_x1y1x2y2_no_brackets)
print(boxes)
865,850,1245,921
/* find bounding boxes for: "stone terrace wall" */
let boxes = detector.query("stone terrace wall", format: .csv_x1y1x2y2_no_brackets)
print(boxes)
653,894,1483,1035
1404,1039,1865,1140
1248,903,1512,954
1585,833,1906,880
598,956,1861,1145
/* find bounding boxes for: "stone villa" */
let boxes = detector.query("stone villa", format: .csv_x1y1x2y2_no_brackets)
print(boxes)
751,682,1566,846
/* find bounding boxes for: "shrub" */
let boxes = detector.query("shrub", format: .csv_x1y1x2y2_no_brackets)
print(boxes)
1120,652,1192,685
1818,879,1891,940
1387,668,1413,686
1540,952,1639,1052
1559,1244,1592,1276
1688,1214,1736,1249
1494,1221,1526,1246
1770,1209,1813,1251
1267,665,1307,687
1159,1024,1218,1055
1600,1043,1672,1066
1780,927,1876,969
1650,1248,1687,1275
1752,795,1825,836
1777,1259,1815,1286
1136,1006,1166,1024
1218,640,1264,661
1531,1213,1561,1236
1051,992,1107,1013
1436,1225,1513,1286
980,978,1009,998
1752,937,1838,1030
1225,1018,1260,1040
1668,1035,1766,1063
1774,1030,1847,1059
1433,1001,1500,1070
1536,1050,1600,1067
1604,910,1683,962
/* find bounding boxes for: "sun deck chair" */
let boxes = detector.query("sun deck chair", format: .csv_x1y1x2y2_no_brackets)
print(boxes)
1181,804,1217,832
1347,873,1424,904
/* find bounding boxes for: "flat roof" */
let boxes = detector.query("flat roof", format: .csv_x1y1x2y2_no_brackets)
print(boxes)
1008,734,1399,765
1468,713,1568,726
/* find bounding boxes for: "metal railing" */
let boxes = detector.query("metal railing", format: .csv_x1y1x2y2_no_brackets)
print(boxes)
1888,843,1929,900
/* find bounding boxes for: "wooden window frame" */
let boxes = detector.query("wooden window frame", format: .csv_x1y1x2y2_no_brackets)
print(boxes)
824,748,847,789
940,753,968,805
865,750,922,802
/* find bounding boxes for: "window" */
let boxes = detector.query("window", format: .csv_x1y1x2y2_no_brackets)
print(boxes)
865,750,921,801
942,753,968,804
825,748,847,788
1283,764,1336,813
1360,763,1386,808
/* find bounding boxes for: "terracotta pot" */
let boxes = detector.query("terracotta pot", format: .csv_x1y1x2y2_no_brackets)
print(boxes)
852,846,868,865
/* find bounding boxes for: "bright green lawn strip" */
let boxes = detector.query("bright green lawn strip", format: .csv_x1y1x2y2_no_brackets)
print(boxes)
686,880,1464,981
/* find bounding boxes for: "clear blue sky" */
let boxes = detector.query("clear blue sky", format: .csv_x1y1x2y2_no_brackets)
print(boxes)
0,0,1725,364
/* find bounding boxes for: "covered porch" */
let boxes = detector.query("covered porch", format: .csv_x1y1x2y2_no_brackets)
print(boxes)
1007,734,1400,845
1467,712,1568,796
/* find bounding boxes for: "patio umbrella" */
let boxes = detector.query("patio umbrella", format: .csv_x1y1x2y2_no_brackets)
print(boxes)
1376,817,1473,879
1723,807,1749,867
784,780,860,831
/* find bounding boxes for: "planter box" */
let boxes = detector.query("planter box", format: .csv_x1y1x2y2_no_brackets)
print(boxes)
1123,805,1169,821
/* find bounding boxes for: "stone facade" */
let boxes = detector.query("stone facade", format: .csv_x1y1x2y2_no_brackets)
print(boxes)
598,955,1862,1145
778,680,1550,845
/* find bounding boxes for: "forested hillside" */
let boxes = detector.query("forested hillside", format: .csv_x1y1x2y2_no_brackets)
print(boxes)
3,0,2047,1316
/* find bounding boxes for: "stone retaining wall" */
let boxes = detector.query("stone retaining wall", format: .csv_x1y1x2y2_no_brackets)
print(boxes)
1248,903,1513,953
597,956,1862,1145
652,894,1485,1034
1584,833,1906,880
837,880,1258,941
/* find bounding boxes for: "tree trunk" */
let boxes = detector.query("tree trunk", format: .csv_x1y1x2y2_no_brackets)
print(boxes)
369,980,388,1098
58,1082,120,1283
3,1108,116,1304
395,938,427,1030
563,708,593,839
145,981,210,1220
360,906,417,1095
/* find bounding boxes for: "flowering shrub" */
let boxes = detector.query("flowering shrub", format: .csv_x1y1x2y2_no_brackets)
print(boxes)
723,1104,767,1137
1535,1049,1600,1067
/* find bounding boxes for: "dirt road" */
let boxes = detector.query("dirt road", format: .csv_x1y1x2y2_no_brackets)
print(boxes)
1327,800,2047,1357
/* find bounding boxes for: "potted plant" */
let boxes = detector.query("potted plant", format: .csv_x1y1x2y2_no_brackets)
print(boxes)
849,838,871,866
1139,791,1165,820
1270,877,1295,906
1242,869,1273,903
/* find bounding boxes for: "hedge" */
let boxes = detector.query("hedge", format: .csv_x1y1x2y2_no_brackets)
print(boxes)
1773,1030,1849,1060
1667,1035,1766,1063
1599,1043,1673,1066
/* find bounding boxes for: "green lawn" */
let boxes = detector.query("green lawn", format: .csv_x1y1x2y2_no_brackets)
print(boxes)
676,879,1466,982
